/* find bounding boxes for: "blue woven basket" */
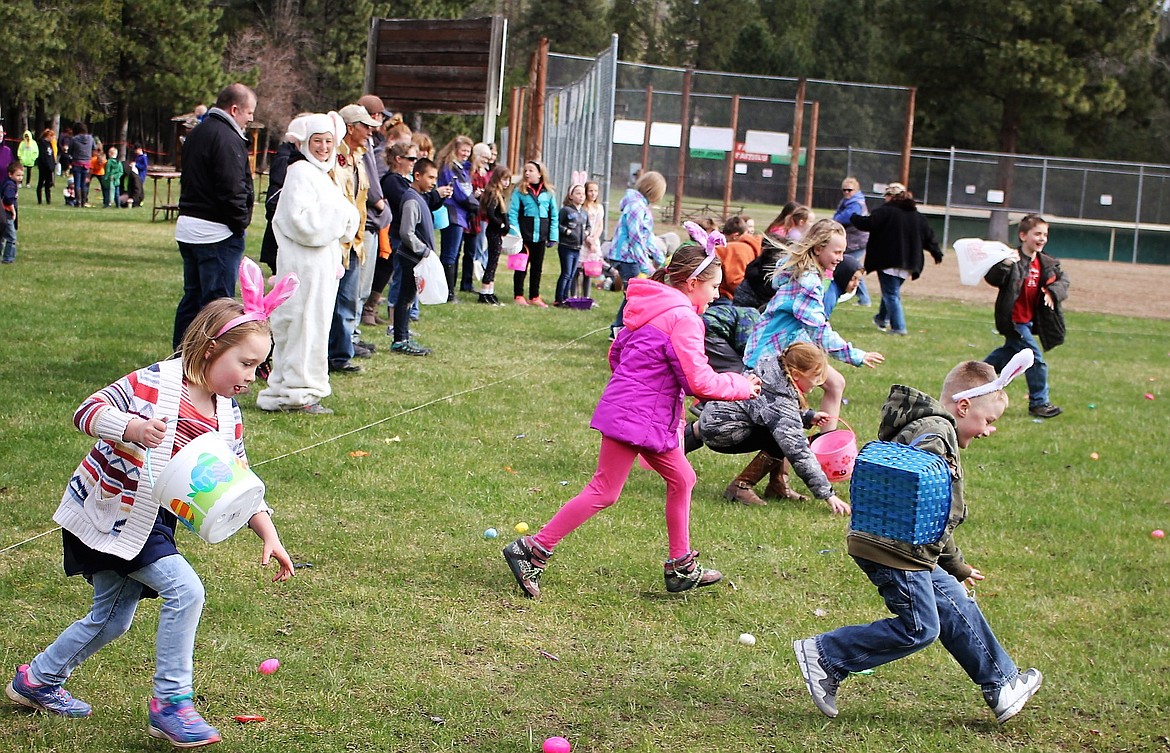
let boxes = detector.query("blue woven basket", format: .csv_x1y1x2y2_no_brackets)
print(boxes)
848,438,953,545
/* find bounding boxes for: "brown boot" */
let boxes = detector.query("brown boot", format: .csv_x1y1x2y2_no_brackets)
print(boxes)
723,452,779,506
361,293,387,326
764,459,808,501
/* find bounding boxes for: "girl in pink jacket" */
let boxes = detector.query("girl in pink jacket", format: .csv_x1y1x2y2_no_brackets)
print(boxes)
504,244,761,598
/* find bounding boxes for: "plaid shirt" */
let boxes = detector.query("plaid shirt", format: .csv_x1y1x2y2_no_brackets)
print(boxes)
744,269,866,368
607,189,663,273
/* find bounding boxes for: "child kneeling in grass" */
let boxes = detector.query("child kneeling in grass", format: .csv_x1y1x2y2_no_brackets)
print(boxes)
793,360,1042,724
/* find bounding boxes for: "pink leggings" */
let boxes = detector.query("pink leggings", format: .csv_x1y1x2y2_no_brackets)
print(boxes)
532,435,697,560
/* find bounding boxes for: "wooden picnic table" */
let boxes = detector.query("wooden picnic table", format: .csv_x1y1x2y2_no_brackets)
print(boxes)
150,171,181,222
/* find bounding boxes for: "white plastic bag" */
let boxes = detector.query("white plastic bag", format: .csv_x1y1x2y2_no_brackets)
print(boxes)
953,238,1013,286
415,252,448,304
500,234,523,255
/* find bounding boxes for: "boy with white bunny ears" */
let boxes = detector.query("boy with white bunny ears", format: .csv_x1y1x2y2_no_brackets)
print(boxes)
7,260,297,748
794,353,1042,725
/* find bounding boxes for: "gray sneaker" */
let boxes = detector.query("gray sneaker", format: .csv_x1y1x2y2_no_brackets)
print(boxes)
793,638,841,718
985,668,1042,723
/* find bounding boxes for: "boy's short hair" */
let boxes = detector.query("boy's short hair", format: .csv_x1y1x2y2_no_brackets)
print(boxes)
7,162,22,176
1018,213,1048,235
942,361,1007,405
721,215,748,236
413,157,436,176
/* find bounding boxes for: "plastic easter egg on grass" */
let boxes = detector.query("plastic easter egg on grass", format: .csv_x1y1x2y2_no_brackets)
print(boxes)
543,737,571,753
738,633,756,647
258,658,280,675
484,528,499,539
1153,529,1165,540
514,522,529,534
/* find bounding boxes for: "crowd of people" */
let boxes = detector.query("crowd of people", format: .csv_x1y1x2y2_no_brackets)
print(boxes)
4,82,1069,746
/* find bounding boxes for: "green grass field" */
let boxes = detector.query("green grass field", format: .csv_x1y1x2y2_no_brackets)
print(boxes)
1,199,1168,752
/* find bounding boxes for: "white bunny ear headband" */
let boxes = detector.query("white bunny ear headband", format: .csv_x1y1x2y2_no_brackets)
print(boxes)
952,349,1034,401
215,257,300,338
682,221,726,281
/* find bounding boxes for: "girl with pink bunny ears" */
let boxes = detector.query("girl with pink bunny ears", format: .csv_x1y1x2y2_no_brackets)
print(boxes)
256,112,361,415
6,275,297,746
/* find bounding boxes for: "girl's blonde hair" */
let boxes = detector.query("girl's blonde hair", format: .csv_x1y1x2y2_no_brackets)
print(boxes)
411,131,434,157
780,341,828,409
435,135,473,171
583,181,601,209
650,243,721,287
179,299,271,390
776,219,846,279
635,170,666,203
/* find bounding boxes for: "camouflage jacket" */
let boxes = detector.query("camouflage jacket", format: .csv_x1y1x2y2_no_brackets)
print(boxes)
846,384,973,580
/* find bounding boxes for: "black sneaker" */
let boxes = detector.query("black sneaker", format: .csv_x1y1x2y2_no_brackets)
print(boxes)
357,340,378,353
477,294,494,304
487,294,504,306
503,536,550,598
353,344,373,359
1029,403,1062,418
663,550,722,592
391,339,431,356
329,362,363,373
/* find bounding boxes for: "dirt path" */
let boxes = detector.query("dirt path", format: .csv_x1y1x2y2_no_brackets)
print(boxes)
896,254,1169,320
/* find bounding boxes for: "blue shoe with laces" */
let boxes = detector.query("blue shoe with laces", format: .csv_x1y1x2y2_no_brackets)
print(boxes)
6,663,93,717
148,693,221,748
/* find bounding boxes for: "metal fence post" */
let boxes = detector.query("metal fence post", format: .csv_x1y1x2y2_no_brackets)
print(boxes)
943,146,955,251
1134,164,1144,263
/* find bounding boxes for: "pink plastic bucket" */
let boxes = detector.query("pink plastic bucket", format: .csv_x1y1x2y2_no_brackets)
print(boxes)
505,252,529,272
582,259,603,277
809,418,858,482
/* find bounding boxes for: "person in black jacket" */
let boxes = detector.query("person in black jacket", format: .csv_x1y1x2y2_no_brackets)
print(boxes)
172,83,257,349
478,165,513,305
983,213,1069,418
259,135,304,274
851,182,942,336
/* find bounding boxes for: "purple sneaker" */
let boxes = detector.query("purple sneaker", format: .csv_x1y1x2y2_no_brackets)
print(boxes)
6,663,93,718
148,693,221,748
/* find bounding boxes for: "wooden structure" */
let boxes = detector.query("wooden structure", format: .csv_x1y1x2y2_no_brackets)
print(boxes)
168,112,264,175
365,17,507,144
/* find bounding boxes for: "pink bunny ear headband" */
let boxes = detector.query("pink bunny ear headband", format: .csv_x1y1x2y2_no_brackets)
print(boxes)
952,349,1034,401
215,257,300,338
682,221,726,281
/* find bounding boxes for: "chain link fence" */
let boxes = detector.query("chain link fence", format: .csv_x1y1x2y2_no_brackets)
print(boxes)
540,43,1170,265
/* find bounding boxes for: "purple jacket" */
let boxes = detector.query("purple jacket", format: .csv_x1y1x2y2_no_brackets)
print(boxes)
590,279,757,453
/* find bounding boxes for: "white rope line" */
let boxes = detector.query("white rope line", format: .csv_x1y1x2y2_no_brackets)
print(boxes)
0,526,62,555
1,327,609,555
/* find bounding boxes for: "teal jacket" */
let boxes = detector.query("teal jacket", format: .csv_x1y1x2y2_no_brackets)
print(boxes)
508,183,558,244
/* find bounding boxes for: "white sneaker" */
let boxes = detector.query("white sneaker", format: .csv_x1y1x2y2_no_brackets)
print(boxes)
793,638,840,718
985,668,1042,723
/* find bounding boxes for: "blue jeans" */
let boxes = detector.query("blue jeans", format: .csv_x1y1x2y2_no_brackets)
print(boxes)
876,271,907,333
845,248,870,305
611,260,642,328
71,165,90,206
815,558,1018,695
28,554,205,700
985,322,1049,407
556,247,580,302
1,220,16,262
439,225,464,266
173,234,246,348
329,249,360,366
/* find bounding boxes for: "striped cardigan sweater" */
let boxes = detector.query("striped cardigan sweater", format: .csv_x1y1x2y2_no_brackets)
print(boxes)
53,358,257,560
